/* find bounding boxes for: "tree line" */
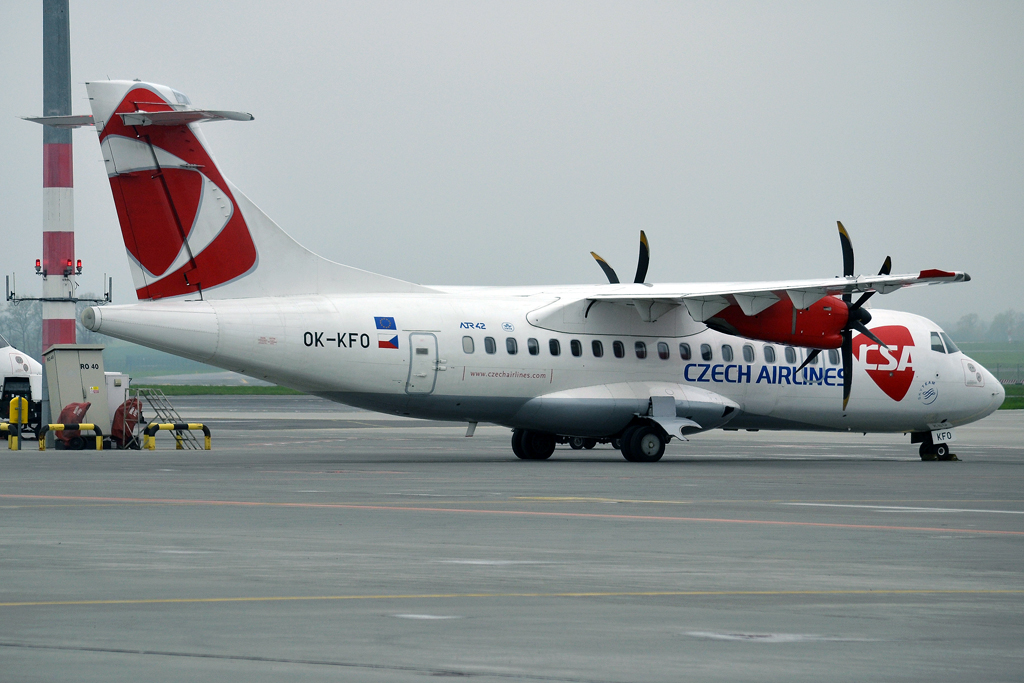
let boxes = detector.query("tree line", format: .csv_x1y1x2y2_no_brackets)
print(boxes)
953,310,1022,343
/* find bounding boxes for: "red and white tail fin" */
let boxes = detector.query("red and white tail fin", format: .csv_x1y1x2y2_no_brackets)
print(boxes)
86,80,431,301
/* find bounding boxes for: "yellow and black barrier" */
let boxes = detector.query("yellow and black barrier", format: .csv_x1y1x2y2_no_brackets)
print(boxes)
143,423,211,450
38,424,104,451
7,397,28,450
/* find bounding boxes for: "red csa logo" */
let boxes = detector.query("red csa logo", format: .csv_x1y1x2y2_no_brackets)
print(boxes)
853,325,916,402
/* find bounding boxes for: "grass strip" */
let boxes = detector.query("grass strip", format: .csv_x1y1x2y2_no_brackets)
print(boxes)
1001,383,1024,410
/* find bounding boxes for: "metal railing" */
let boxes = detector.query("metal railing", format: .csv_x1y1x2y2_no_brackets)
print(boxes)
134,388,202,449
143,422,211,451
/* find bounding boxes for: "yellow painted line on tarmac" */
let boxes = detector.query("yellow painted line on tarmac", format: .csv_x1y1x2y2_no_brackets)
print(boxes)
2,589,1023,609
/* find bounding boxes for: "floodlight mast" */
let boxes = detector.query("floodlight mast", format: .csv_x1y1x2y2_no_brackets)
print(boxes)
14,2,110,338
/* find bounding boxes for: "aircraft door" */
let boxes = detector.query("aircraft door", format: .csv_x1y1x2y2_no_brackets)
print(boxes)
406,333,439,395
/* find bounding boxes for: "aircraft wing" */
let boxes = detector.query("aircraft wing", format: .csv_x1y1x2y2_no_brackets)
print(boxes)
586,269,970,321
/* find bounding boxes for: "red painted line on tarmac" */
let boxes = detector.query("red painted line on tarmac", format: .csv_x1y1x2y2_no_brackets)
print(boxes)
2,494,1022,536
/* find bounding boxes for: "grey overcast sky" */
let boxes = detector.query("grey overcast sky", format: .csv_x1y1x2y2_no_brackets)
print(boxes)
1,1,1021,322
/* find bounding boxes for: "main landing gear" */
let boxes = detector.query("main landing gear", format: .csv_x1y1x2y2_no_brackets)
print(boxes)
512,428,556,460
512,423,669,462
565,436,597,450
617,424,666,462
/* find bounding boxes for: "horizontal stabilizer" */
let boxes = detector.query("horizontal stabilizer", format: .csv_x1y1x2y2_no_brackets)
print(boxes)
23,114,95,128
117,109,253,127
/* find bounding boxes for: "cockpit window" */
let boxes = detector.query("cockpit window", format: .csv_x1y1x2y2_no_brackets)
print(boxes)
0,333,9,349
930,332,946,353
940,332,960,354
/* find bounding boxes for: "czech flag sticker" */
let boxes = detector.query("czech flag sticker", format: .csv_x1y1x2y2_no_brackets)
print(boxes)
378,334,399,349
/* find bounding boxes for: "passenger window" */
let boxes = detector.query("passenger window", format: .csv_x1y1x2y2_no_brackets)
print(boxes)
592,340,604,358
764,345,776,363
506,337,518,355
570,339,583,357
549,339,561,356
784,346,797,364
657,342,670,360
722,345,734,362
635,341,647,359
700,344,712,361
527,338,540,356
940,332,959,354
827,349,840,365
805,349,819,365
462,336,474,354
742,344,754,363
613,341,625,358
931,332,945,353
484,337,497,354
680,343,691,360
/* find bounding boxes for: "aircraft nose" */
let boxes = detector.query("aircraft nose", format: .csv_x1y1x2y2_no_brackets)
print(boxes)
990,376,1006,411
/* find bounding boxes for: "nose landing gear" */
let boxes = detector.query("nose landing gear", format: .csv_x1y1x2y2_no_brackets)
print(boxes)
920,442,957,461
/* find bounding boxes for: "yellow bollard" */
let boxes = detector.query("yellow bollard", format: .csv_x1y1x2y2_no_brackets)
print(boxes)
8,397,27,451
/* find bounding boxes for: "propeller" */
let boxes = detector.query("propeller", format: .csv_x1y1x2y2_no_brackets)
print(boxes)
591,231,650,285
634,231,650,284
795,222,893,410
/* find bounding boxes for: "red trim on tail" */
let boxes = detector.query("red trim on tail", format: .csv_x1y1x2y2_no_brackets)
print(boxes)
100,86,257,299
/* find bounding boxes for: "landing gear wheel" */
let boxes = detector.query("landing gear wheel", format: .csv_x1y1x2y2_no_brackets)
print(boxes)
934,443,953,461
511,429,526,459
515,430,555,460
627,425,666,463
582,439,597,450
619,426,640,461
569,436,586,450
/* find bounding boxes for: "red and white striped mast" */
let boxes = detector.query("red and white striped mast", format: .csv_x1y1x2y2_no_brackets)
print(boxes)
40,0,76,352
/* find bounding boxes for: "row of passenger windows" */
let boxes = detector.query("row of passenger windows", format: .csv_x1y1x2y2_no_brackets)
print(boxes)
462,335,843,365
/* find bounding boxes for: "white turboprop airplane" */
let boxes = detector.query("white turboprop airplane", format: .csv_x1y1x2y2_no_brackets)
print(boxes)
62,80,1003,461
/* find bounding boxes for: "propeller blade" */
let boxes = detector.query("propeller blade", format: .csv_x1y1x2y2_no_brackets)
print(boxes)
851,290,875,310
796,349,821,372
847,255,891,311
837,221,855,279
879,255,892,276
851,321,887,348
842,329,852,411
634,231,650,284
590,252,619,284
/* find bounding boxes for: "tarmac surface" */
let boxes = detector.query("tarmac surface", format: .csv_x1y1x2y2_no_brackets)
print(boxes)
2,395,1022,682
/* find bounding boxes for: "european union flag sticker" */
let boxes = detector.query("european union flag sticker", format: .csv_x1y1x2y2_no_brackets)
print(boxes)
378,334,399,349
374,316,396,330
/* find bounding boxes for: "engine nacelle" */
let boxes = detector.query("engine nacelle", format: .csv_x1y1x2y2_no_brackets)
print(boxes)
705,295,849,349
